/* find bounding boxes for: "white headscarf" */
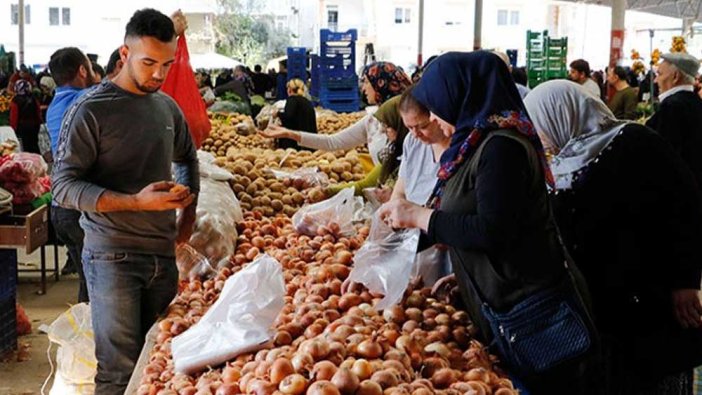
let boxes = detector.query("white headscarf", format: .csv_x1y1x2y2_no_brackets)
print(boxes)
524,80,629,190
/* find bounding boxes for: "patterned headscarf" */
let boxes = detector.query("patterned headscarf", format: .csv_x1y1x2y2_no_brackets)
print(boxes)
412,51,554,208
14,80,32,96
361,61,412,105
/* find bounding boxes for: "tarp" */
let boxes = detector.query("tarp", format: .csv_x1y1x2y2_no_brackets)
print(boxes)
190,52,243,70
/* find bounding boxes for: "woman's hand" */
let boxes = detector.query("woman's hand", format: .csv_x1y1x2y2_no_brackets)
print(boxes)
378,198,433,231
259,124,297,141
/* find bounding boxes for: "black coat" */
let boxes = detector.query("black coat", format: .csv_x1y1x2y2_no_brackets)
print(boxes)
551,124,702,383
278,95,316,150
646,90,702,189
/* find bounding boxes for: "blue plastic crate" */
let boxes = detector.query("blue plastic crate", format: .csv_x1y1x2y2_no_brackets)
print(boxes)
320,29,357,43
0,249,17,301
320,88,359,101
0,296,17,357
310,55,320,98
320,99,360,113
287,47,307,57
321,75,358,89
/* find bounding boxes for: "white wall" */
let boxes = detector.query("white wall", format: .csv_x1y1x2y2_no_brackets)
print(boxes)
1,0,216,69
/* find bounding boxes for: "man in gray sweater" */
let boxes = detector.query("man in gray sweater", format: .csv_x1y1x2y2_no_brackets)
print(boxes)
52,9,197,394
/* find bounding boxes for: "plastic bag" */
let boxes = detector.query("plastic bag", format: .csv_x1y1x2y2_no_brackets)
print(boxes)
16,303,31,336
268,167,330,189
0,152,47,183
197,151,233,182
209,100,251,115
411,246,445,287
172,254,286,374
292,187,356,236
4,179,45,205
346,213,420,310
45,303,96,395
161,34,212,148
176,243,216,282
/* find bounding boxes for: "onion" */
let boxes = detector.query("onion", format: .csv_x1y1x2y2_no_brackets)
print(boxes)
300,339,330,360
291,352,314,374
382,306,406,324
274,330,293,346
356,380,383,395
214,384,238,395
370,369,399,389
421,357,449,379
307,380,341,395
351,359,373,380
312,360,338,381
278,373,308,395
270,358,294,384
430,368,457,389
494,387,518,395
356,339,383,359
221,366,241,385
331,367,360,395
338,294,361,311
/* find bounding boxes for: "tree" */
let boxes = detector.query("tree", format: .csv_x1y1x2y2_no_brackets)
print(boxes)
214,0,292,67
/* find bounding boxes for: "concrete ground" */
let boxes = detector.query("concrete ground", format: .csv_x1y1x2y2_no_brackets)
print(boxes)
0,246,78,395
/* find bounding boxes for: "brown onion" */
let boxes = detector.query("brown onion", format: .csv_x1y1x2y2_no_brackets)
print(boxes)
270,358,294,385
351,359,373,380
307,380,341,395
356,380,383,395
312,360,338,381
356,339,383,359
331,367,360,395
278,373,308,395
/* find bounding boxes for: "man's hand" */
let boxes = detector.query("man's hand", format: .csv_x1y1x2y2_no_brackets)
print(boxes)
672,289,702,329
378,198,433,231
171,10,188,37
135,181,194,211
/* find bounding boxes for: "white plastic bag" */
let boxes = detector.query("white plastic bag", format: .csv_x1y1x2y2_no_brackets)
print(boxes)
346,214,420,310
45,303,96,395
292,187,356,236
268,167,330,189
172,254,286,374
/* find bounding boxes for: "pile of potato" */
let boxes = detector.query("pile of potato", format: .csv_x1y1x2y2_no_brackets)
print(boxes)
317,112,366,135
214,147,366,216
202,114,274,157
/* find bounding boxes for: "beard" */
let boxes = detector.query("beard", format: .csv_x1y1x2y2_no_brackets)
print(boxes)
127,63,163,93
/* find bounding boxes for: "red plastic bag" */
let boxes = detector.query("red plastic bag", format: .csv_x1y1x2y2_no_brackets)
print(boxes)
161,34,211,148
0,152,47,184
4,180,44,205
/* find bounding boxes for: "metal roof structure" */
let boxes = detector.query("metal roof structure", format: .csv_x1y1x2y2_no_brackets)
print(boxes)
563,0,702,22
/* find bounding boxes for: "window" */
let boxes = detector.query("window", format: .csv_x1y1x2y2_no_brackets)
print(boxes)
510,10,520,25
497,9,508,26
10,4,30,25
498,9,520,26
62,7,70,25
327,6,338,31
395,8,411,24
49,7,59,25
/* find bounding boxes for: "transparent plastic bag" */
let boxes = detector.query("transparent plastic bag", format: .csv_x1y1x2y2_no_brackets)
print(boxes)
176,243,216,282
4,179,44,205
292,187,356,236
268,167,330,189
411,245,445,287
45,303,96,395
0,152,47,183
197,151,233,182
346,213,421,310
172,254,286,374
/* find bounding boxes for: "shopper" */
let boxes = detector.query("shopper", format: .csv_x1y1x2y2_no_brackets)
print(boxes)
607,66,638,120
525,79,702,394
261,61,411,165
46,47,99,302
234,65,255,97
494,51,530,98
91,61,105,81
646,52,702,189
252,64,270,96
326,95,408,197
377,51,597,393
105,48,124,80
275,78,316,150
9,80,42,154
215,68,233,87
52,9,198,394
569,59,601,98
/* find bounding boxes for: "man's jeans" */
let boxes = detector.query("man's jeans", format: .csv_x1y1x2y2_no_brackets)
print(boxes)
82,248,177,395
51,206,87,302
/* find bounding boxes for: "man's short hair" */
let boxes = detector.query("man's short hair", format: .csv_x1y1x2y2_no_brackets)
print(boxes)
254,64,262,72
105,49,121,75
48,47,89,86
92,62,105,79
569,59,591,76
124,8,175,43
613,66,628,80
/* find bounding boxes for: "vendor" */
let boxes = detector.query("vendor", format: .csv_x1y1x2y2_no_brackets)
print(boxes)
274,78,316,150
525,80,702,393
377,52,596,393
260,61,411,165
326,95,408,197
9,80,42,154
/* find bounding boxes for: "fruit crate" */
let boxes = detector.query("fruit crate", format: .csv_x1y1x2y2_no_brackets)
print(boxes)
286,47,308,82
319,97,360,113
526,30,568,88
320,29,357,77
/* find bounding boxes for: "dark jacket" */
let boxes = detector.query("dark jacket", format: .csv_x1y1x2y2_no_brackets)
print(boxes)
278,95,317,150
646,90,702,190
551,124,702,384
426,130,566,341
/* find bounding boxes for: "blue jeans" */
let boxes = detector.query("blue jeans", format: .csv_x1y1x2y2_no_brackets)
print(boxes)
51,206,87,302
82,248,177,395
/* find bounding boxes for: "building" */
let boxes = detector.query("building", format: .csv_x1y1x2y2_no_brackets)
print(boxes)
1,0,217,69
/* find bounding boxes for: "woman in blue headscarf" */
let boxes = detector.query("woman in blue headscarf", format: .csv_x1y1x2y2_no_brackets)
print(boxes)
378,52,598,393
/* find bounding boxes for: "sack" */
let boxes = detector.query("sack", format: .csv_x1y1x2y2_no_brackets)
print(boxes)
292,187,356,236
161,34,211,148
346,213,420,310
480,280,593,378
45,303,96,395
171,254,286,374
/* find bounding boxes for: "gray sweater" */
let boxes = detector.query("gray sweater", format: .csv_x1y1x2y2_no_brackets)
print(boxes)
52,80,199,257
